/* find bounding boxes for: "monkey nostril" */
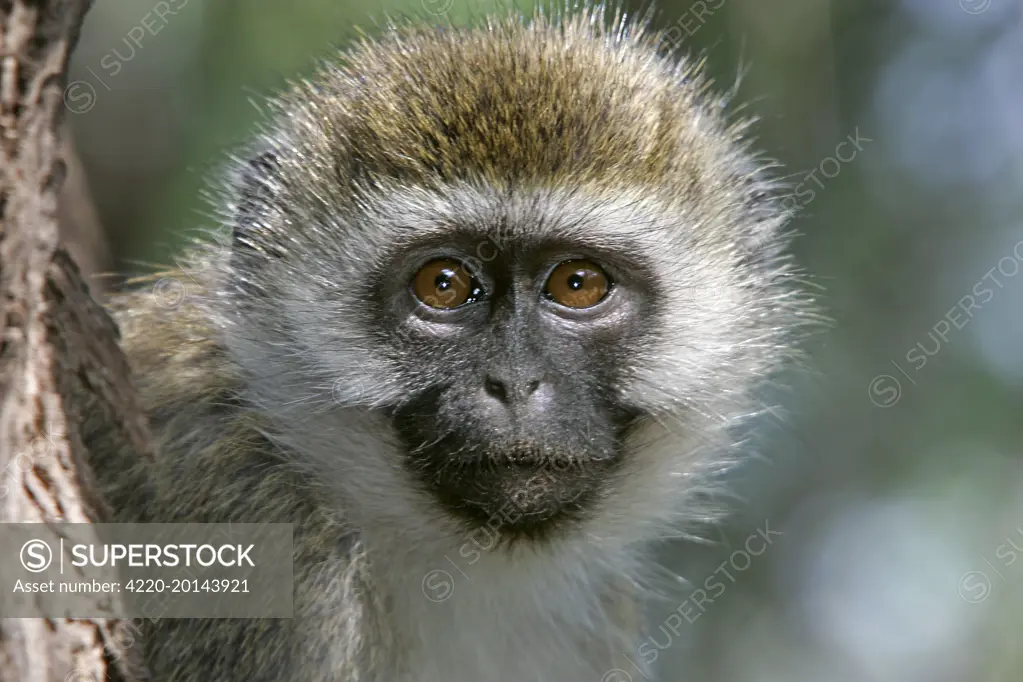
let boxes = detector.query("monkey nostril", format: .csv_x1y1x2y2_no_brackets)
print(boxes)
484,377,508,402
484,376,543,403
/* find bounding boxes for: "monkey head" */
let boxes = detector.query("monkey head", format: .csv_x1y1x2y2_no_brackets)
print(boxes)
211,11,810,547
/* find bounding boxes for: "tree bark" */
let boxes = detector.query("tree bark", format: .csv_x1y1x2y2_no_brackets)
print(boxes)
0,2,152,680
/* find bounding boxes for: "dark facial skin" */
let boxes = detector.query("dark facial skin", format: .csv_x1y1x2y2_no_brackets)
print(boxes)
374,230,656,538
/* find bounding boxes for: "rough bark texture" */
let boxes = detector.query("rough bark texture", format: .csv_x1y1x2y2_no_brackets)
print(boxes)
0,1,152,680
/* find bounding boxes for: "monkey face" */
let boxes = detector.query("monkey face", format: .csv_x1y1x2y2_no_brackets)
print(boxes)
222,172,804,548
221,174,803,546
380,237,654,537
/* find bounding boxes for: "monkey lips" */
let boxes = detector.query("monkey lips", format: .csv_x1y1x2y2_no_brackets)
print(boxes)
396,427,626,538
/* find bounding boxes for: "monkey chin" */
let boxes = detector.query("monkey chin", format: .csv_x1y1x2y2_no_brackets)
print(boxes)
415,447,620,543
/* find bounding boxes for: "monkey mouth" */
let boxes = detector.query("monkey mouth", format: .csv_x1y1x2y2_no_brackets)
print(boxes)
391,393,636,539
409,445,620,538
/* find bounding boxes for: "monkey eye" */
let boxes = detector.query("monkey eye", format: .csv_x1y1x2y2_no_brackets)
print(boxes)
543,260,611,309
411,259,484,309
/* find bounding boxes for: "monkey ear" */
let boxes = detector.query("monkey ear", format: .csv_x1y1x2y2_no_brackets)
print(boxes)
231,150,281,255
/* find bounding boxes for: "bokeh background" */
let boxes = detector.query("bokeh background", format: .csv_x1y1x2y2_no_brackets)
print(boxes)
66,1,1023,680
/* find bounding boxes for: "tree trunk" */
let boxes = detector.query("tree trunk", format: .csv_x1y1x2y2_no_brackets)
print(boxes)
0,2,152,680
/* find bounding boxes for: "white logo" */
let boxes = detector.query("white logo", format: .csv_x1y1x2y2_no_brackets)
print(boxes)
20,539,53,572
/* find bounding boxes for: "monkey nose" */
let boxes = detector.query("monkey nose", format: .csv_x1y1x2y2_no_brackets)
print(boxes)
483,374,544,407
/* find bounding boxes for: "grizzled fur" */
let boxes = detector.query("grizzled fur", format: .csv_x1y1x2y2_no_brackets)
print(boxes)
95,6,813,682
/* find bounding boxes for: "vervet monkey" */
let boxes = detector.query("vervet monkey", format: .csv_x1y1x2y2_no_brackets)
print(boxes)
94,6,814,681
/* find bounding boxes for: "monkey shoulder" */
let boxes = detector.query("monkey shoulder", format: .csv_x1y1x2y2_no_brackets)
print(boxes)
94,284,373,681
